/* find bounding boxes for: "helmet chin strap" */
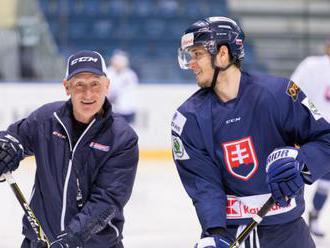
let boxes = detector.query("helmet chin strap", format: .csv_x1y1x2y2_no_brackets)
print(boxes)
210,63,233,89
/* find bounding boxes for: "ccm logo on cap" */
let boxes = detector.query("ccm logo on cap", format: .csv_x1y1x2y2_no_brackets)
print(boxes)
71,57,98,65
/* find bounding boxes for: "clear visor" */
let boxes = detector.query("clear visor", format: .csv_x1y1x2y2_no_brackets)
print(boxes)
177,44,210,70
177,47,193,70
178,30,213,70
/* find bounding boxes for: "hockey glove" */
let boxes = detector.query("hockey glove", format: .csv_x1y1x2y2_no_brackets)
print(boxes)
0,132,24,177
266,147,304,207
194,234,231,248
50,231,83,248
31,239,48,248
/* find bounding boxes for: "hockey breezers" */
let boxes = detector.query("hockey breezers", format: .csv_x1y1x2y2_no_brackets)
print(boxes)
3,172,50,247
230,196,276,248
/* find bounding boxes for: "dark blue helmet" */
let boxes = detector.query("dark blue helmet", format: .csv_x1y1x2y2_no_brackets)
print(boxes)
178,16,245,69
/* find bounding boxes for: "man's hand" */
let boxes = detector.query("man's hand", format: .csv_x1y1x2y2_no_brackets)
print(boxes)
194,234,231,248
266,147,304,207
50,231,83,248
0,133,24,176
31,239,48,248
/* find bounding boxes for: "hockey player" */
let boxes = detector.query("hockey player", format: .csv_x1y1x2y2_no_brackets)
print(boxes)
171,16,330,248
107,49,139,124
0,50,138,247
291,36,330,237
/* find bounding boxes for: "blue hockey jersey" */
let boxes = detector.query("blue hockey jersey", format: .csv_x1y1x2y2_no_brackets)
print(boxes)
171,72,330,231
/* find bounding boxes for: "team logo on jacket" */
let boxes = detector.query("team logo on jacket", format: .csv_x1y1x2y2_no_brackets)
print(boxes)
222,136,258,181
286,80,300,101
89,142,110,152
52,131,66,139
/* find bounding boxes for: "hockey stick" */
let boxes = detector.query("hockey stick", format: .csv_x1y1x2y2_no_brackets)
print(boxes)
230,196,275,248
3,171,50,246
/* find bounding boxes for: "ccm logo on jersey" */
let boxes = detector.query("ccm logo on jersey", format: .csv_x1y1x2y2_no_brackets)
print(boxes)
71,57,98,65
171,111,187,135
286,80,300,101
222,136,258,181
225,117,241,125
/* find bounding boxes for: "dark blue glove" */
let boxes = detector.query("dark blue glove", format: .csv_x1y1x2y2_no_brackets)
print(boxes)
0,133,24,176
50,231,83,248
266,147,304,207
31,239,48,248
194,234,231,248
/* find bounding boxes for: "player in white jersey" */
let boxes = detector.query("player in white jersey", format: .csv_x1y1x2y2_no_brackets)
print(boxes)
107,50,139,124
291,36,330,237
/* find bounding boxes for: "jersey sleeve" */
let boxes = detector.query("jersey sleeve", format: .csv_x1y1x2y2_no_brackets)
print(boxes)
273,79,330,182
171,109,227,231
6,109,40,157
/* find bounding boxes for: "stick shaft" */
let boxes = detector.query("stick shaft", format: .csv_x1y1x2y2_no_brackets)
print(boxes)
3,172,50,245
230,197,275,248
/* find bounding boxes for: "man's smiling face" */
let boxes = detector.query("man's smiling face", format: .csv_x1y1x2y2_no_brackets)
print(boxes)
64,72,110,123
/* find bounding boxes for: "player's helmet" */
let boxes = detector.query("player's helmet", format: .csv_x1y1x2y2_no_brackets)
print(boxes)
178,16,245,69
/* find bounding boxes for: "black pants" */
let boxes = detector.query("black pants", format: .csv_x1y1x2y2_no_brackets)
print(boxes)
227,217,315,248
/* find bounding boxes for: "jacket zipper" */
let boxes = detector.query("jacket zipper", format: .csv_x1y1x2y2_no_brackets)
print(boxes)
54,112,95,231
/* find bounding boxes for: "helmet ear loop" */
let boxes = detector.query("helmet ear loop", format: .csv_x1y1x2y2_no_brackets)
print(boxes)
211,54,221,89
210,50,235,89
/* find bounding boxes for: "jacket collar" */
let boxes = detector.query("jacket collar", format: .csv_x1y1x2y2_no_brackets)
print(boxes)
56,98,113,122
54,98,113,142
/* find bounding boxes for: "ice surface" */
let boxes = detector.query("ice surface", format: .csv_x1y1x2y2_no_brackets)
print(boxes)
0,159,329,247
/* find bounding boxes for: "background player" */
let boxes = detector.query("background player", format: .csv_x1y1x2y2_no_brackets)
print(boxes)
107,49,139,124
172,16,330,248
291,36,330,237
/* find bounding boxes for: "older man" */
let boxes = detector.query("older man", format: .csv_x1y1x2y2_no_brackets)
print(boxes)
0,50,138,247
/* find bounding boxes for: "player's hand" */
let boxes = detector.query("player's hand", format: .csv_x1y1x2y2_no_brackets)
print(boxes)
266,147,304,207
31,239,48,248
0,133,24,176
50,231,83,248
194,234,231,248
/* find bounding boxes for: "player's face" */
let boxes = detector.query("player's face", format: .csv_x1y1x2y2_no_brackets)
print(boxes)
188,46,213,88
64,72,109,123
